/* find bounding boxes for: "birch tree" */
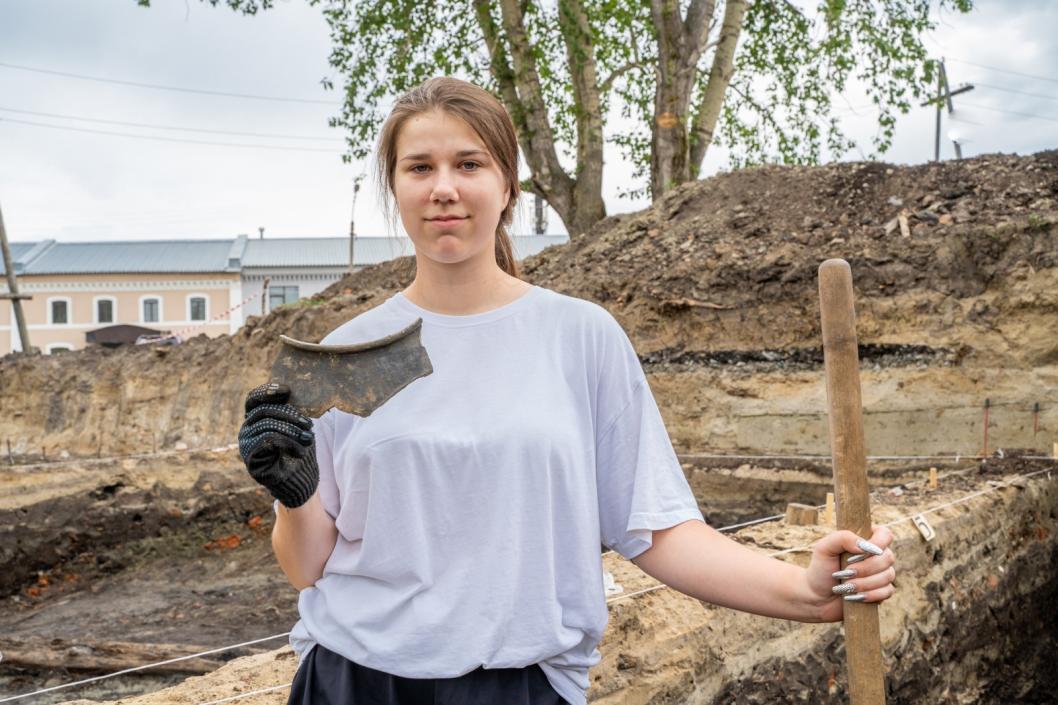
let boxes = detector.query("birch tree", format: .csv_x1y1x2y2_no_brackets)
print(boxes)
139,0,973,237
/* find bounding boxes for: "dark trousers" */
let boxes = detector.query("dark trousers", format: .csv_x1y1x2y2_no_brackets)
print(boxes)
287,644,570,705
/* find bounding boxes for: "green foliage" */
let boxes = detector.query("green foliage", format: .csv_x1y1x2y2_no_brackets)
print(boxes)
720,0,973,169
138,0,973,198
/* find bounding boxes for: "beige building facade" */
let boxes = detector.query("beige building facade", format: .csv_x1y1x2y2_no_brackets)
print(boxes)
0,272,239,354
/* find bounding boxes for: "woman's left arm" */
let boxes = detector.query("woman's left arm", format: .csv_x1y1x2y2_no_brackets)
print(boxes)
630,520,897,623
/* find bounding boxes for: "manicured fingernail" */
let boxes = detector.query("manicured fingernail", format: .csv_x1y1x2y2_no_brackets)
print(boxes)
843,594,868,602
832,569,857,579
857,538,884,556
832,583,857,595
847,553,870,565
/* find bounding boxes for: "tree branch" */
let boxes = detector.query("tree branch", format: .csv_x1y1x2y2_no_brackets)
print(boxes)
689,0,748,175
494,0,572,202
599,60,648,93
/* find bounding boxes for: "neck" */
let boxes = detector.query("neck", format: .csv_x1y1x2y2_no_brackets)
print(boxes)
403,257,523,316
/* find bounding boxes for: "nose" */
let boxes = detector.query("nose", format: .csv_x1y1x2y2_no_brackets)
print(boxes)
430,165,459,203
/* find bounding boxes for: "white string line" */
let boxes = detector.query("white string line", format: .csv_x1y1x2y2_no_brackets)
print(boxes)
600,511,795,559
5,443,238,472
195,682,292,705
680,452,1058,462
0,633,292,703
598,460,1005,559
9,447,1055,473
605,467,1054,606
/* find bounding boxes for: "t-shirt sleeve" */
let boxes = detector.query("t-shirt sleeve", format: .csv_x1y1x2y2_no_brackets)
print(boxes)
271,407,339,519
594,315,704,560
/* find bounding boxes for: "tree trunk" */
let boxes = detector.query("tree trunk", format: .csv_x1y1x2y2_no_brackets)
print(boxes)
475,0,607,239
649,0,715,200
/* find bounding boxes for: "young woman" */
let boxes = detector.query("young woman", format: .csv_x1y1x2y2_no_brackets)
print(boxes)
238,76,897,705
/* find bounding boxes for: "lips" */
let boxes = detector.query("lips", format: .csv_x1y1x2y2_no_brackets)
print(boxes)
429,216,467,222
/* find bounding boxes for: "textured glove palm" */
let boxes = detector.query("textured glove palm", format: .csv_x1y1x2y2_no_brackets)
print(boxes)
238,382,319,509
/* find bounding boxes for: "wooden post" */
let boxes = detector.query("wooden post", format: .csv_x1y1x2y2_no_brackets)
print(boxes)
824,492,836,526
818,259,887,705
785,503,819,526
929,467,938,490
0,201,34,354
982,399,990,456
1053,442,1057,460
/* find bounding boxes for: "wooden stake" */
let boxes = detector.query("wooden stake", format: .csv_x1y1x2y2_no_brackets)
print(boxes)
929,467,938,490
825,492,836,526
785,503,819,526
819,259,887,705
1053,442,1057,460
982,399,990,456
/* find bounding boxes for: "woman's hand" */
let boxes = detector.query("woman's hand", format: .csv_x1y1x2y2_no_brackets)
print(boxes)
803,524,897,623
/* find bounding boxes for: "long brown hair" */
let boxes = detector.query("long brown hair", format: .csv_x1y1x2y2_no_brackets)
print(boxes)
376,76,520,278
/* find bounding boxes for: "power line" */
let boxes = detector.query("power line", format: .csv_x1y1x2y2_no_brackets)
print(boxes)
958,102,1058,124
0,60,341,105
0,106,339,141
947,58,1058,86
0,116,343,153
973,82,1058,103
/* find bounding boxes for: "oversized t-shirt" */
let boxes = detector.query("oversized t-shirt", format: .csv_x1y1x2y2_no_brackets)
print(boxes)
276,284,704,705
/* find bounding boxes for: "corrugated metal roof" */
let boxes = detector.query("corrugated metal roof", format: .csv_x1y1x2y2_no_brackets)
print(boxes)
22,239,235,274
0,241,41,275
2,234,571,276
242,237,356,268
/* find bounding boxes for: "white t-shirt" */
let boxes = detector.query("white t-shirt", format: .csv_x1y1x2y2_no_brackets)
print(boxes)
276,284,704,705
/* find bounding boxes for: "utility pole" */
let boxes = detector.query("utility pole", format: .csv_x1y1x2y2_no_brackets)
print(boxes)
0,202,34,355
349,174,364,275
925,58,974,161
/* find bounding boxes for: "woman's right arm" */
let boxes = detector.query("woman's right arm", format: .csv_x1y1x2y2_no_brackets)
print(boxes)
272,492,339,591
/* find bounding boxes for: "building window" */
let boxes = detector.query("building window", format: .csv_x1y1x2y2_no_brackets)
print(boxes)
50,299,69,324
143,298,160,323
189,296,207,321
46,343,73,354
97,299,114,324
269,286,300,311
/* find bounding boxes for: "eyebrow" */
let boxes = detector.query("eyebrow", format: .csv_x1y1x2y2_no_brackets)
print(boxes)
399,149,489,162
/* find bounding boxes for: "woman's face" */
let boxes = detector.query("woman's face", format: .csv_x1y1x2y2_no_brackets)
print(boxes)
392,109,510,267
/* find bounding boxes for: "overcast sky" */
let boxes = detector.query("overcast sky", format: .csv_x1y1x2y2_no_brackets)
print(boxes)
0,0,1055,245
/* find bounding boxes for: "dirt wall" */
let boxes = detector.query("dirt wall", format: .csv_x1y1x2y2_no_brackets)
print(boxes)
2,153,1056,460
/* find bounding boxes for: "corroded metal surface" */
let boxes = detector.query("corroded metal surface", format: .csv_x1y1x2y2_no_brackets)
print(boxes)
270,318,433,418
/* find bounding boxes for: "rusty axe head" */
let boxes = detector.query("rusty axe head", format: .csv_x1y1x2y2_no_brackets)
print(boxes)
270,317,433,418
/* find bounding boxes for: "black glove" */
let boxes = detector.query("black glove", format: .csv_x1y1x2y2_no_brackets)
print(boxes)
238,382,319,509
